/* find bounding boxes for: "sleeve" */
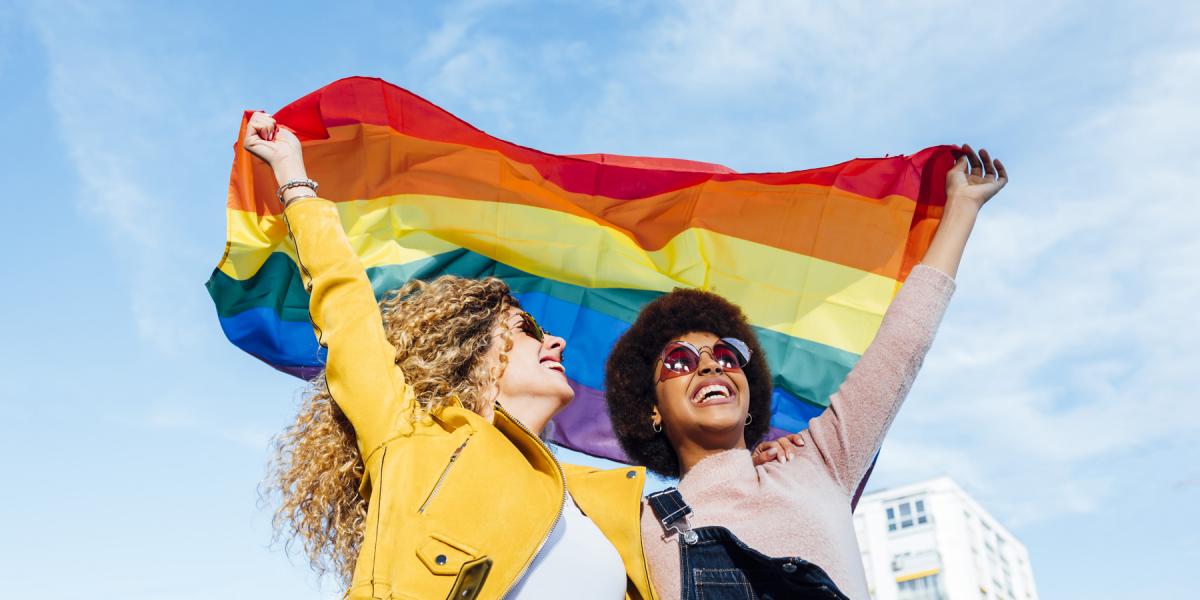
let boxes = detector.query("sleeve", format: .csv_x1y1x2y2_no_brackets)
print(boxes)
801,264,957,494
282,197,413,451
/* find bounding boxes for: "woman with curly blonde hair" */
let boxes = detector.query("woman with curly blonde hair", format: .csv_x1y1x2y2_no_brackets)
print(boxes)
241,111,654,600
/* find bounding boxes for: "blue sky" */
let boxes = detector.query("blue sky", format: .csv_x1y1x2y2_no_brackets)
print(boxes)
1,1,1197,598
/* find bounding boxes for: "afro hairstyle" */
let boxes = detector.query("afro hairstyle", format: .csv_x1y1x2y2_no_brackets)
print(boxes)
605,288,772,478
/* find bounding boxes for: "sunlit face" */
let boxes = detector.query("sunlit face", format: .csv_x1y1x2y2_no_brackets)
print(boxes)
652,331,750,446
486,308,573,420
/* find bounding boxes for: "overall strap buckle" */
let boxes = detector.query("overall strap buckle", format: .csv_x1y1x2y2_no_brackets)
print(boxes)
647,487,699,545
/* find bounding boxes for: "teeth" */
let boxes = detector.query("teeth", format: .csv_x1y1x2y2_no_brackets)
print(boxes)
695,384,731,403
542,361,564,372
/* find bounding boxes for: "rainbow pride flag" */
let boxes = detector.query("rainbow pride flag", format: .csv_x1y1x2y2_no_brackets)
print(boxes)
207,77,955,466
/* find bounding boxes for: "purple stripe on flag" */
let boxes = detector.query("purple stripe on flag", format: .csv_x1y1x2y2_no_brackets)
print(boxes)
550,379,630,463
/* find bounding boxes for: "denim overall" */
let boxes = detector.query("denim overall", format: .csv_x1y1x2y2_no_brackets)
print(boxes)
647,488,850,600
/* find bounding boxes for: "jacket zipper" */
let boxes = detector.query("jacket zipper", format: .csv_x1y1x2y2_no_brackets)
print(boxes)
495,403,566,599
370,447,387,589
417,434,474,514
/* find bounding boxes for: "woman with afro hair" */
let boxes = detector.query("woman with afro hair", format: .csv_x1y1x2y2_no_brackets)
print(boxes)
605,145,1008,599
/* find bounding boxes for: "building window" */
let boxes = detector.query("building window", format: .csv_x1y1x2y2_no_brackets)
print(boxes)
897,573,945,600
887,498,930,532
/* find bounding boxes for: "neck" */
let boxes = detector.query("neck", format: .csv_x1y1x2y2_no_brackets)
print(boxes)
674,432,747,477
495,395,558,438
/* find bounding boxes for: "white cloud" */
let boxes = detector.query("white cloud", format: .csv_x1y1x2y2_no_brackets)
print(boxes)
29,0,225,356
877,44,1200,523
560,0,1200,527
570,0,1073,165
405,0,546,137
410,0,519,66
28,0,1198,533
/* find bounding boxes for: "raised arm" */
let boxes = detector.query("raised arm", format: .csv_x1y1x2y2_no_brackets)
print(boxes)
803,145,1007,494
920,145,1008,278
243,112,412,451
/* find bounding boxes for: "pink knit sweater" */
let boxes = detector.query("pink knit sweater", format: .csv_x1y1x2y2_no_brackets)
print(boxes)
640,264,956,600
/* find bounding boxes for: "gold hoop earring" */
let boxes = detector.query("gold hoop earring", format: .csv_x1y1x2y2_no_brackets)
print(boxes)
745,414,753,425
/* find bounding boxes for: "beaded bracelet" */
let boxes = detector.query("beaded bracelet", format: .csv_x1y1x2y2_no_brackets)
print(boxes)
277,178,319,203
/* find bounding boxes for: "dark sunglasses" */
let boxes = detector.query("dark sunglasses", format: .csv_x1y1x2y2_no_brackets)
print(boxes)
514,311,546,342
656,338,752,382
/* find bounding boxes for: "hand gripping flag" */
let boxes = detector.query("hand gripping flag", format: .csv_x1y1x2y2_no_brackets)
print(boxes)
207,77,956,488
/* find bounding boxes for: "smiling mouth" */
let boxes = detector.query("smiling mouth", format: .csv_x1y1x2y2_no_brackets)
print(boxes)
692,383,734,405
541,360,565,373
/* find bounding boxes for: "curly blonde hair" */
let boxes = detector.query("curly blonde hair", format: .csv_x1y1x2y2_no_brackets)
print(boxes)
266,276,517,584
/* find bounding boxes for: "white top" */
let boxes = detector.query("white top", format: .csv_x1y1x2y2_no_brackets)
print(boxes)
507,490,627,599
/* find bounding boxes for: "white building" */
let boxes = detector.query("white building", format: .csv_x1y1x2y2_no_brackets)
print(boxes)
853,477,1039,600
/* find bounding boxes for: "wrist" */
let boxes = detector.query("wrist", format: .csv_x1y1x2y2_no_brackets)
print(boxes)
279,190,316,207
942,199,981,223
270,158,308,186
281,187,318,205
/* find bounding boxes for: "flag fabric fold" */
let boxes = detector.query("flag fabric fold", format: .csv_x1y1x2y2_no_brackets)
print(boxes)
207,76,955,464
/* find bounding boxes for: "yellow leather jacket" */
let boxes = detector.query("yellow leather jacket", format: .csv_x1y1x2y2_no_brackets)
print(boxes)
282,198,655,600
